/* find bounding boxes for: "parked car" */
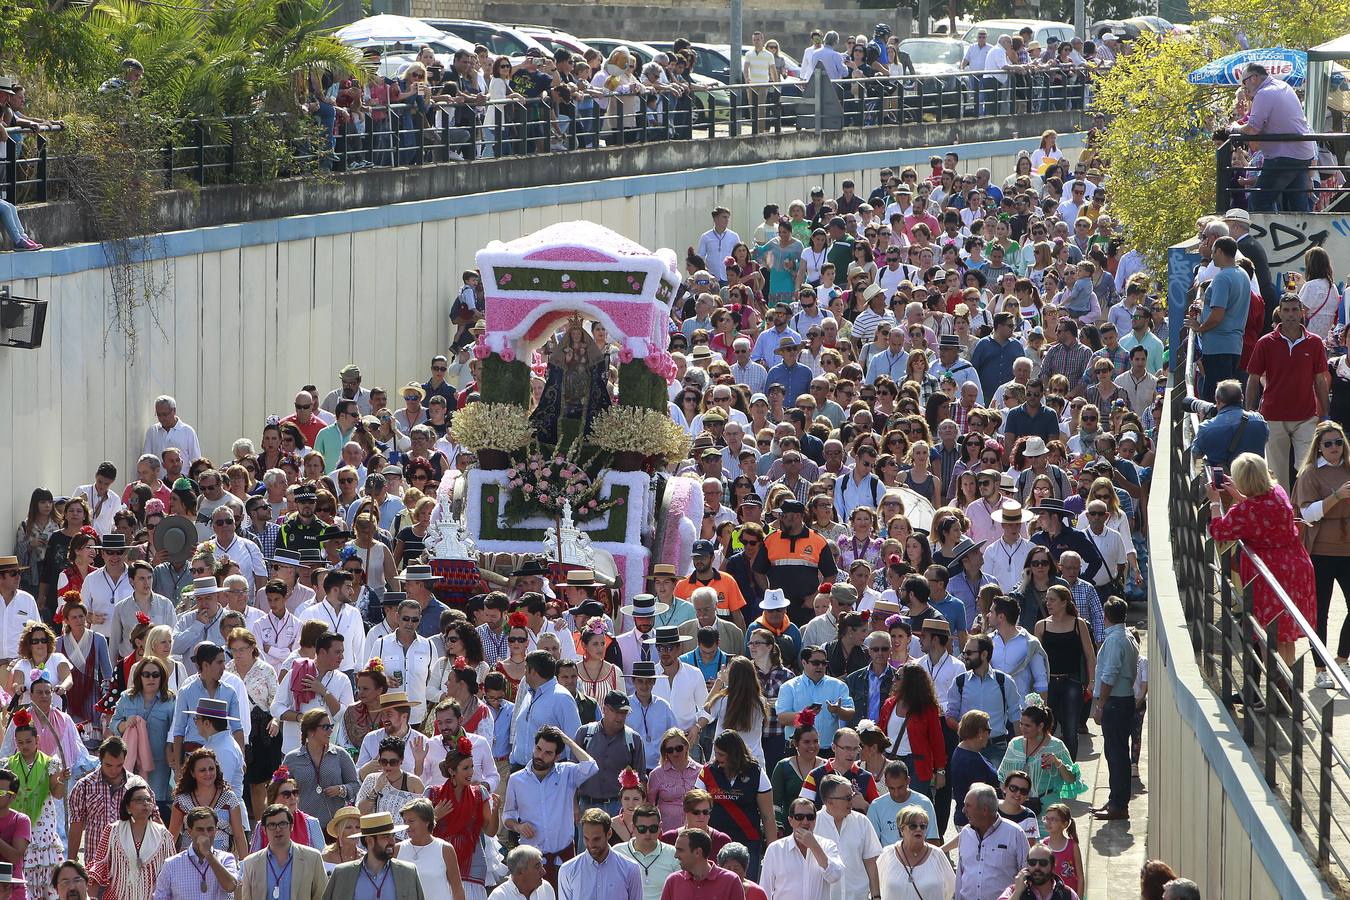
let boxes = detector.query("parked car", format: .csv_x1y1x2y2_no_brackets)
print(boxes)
962,18,1076,47
422,19,551,62
511,24,596,58
897,38,967,118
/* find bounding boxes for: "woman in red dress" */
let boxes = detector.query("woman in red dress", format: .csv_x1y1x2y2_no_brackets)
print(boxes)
430,736,496,900
1208,452,1318,667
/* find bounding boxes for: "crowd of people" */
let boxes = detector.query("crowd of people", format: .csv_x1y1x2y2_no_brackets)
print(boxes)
0,116,1225,900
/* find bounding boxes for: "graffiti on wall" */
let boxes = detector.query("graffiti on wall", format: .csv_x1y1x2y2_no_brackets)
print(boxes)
1250,213,1350,271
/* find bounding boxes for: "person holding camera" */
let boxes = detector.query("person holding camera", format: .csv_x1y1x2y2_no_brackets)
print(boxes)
1188,379,1269,470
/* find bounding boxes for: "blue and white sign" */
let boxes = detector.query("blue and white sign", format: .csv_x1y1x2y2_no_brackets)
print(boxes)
1187,47,1308,86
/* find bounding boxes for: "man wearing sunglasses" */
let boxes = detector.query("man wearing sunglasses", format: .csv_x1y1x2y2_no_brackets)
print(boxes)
612,804,675,895
1000,842,1074,900
760,797,844,900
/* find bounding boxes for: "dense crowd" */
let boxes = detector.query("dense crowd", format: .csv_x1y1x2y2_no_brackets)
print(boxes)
15,49,1343,900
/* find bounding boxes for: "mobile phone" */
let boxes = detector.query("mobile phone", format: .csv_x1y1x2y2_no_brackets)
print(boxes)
1210,466,1224,489
808,702,823,713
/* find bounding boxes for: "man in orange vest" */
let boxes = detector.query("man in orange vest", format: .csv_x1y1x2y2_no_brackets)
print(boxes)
753,500,840,627
674,540,747,630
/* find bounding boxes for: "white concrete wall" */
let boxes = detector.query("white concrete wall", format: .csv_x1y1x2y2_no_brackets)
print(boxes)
1147,386,1335,899
0,135,1076,529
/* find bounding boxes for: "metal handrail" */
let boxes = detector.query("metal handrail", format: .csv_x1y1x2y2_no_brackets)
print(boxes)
1213,130,1350,210
2,67,1098,209
1174,323,1350,881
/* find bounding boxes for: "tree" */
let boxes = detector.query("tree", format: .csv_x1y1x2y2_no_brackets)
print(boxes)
1091,33,1221,275
1190,0,1350,49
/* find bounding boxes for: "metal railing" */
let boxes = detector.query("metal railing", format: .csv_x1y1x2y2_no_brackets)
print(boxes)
3,66,1100,207
1214,130,1350,213
1170,326,1350,890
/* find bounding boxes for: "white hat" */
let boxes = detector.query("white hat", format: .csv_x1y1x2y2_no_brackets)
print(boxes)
1022,436,1050,457
760,588,790,611
1223,208,1251,224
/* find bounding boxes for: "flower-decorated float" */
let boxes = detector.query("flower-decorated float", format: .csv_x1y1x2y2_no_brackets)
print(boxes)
442,221,705,599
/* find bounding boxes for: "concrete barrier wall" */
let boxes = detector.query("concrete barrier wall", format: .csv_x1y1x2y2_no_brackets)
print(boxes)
0,131,1081,529
1147,392,1335,899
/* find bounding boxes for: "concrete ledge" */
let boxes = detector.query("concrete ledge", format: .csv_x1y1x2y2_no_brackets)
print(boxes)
1147,395,1335,898
18,111,1085,251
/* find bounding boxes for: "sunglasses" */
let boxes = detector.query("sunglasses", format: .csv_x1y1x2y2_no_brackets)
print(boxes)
379,758,401,766
1027,858,1054,868
29,636,49,644
790,812,817,822
661,745,686,754
432,365,448,372
507,636,529,644
1324,439,1345,448
1005,783,1029,795
1030,558,1051,567
400,616,422,623
294,403,312,410
634,824,660,834
278,788,299,798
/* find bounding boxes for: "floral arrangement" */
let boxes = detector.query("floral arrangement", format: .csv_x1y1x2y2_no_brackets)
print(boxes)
449,402,533,453
588,405,691,461
271,765,293,784
499,451,624,524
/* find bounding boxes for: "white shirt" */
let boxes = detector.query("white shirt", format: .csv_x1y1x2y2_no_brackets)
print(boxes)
984,45,1010,83
0,590,40,659
357,724,432,771
962,42,992,70
745,48,776,83
1079,523,1131,587
320,387,373,416
812,811,881,900
760,834,845,900
490,880,555,900
991,628,1048,696
919,652,961,716
142,418,203,464
422,729,497,792
296,597,366,671
80,566,133,639
255,609,301,670
269,665,354,752
696,229,739,283
74,485,124,536
955,818,1029,900
367,632,438,724
651,662,708,730
983,537,1033,593
212,535,267,595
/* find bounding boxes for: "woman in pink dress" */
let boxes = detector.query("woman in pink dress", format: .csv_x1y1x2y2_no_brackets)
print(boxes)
1207,452,1317,668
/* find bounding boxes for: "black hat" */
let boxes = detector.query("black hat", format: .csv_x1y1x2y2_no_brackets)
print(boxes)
647,625,693,647
602,690,631,711
779,499,806,514
567,599,606,618
381,591,408,606
97,533,129,550
293,484,318,500
939,334,961,349
946,538,986,568
1029,497,1074,518
626,661,659,678
511,558,551,578
318,525,352,543
692,540,716,557
266,548,303,567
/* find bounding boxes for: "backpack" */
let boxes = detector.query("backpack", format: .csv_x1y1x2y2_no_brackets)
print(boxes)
955,670,1014,738
579,720,644,764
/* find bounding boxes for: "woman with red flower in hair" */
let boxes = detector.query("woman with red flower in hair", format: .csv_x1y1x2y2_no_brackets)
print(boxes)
428,735,495,900
247,766,325,851
492,613,531,700
769,708,825,832
607,767,647,843
343,659,389,751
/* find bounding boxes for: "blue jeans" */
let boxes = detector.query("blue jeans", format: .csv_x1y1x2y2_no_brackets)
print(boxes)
1048,676,1085,759
0,199,29,244
1101,695,1135,809
1251,155,1313,213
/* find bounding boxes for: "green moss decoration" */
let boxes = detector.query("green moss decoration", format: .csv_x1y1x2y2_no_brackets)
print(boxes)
479,353,531,406
617,360,669,412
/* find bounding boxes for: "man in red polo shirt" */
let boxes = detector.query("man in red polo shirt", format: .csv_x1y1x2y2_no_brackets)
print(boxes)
675,540,747,629
1246,293,1330,487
